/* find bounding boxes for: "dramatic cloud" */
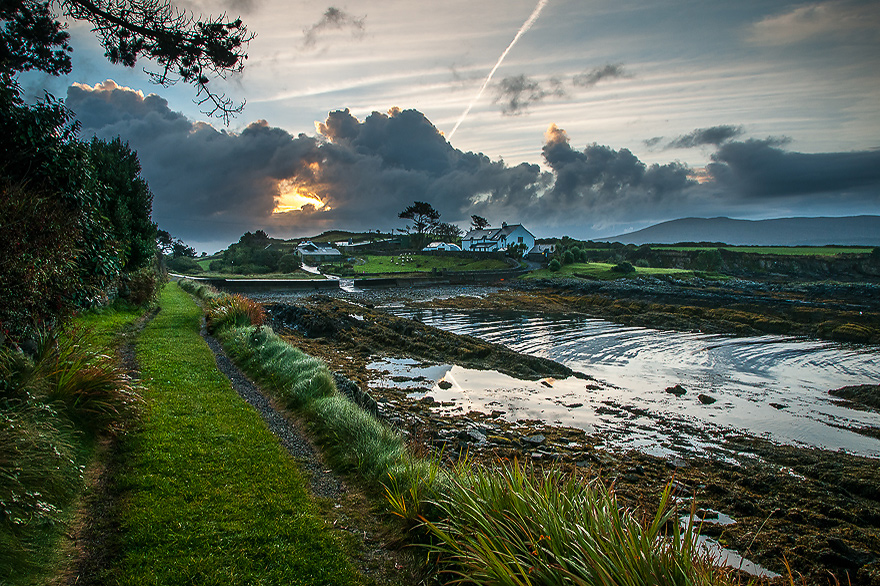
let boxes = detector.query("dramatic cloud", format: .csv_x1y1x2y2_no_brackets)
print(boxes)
302,7,365,49
707,139,880,199
572,64,629,88
493,75,565,115
67,82,549,248
67,82,880,248
529,124,697,224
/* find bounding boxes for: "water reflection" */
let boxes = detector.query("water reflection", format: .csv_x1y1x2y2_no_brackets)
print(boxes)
387,308,880,458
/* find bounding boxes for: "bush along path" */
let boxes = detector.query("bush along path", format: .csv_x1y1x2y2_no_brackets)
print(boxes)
97,283,372,585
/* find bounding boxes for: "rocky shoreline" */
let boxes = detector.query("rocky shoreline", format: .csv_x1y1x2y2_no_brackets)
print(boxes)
264,286,880,585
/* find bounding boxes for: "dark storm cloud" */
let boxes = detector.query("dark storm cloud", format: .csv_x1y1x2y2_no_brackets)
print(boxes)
527,124,697,223
67,82,880,246
66,84,550,241
302,7,365,49
66,81,324,242
572,64,629,88
707,139,880,199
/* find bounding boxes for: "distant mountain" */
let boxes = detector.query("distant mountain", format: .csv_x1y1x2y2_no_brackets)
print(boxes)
599,216,880,246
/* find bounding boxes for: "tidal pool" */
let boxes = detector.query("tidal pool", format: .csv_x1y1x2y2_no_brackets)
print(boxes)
385,308,880,458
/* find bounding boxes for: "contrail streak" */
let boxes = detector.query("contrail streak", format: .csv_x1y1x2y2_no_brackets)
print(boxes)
448,0,549,140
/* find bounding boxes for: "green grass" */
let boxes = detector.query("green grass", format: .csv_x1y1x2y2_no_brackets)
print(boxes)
74,300,148,350
523,262,695,281
346,254,508,275
109,284,362,585
652,245,872,255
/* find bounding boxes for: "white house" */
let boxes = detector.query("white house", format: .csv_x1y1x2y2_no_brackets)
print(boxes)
422,242,462,252
296,241,343,263
461,223,535,253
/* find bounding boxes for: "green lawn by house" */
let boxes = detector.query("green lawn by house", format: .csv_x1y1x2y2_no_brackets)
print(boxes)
342,254,509,275
523,262,696,281
651,246,872,256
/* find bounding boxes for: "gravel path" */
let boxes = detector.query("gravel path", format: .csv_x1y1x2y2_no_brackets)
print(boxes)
200,322,345,499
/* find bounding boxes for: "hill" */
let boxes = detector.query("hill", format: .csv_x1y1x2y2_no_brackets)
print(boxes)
600,216,880,246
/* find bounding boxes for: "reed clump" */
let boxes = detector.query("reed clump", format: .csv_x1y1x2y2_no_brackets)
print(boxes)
399,460,736,586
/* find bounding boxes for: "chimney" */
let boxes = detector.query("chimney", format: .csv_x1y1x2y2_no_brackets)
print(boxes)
502,221,507,227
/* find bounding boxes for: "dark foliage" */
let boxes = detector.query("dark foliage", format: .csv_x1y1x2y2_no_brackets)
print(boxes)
0,82,160,341
0,180,81,342
611,261,635,274
1,0,253,121
87,138,156,270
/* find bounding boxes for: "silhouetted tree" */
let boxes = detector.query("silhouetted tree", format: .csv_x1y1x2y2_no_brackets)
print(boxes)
471,214,490,230
1,0,253,120
399,201,440,236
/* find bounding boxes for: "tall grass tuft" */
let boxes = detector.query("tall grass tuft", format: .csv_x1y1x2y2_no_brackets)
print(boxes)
33,329,141,434
420,460,730,586
176,277,221,301
205,293,266,333
212,322,408,486
309,395,406,483
384,453,450,528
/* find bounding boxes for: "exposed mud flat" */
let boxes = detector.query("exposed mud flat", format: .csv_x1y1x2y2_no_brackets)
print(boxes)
415,278,880,343
266,293,880,585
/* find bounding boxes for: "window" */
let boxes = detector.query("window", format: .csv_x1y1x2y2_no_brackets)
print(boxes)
518,236,523,243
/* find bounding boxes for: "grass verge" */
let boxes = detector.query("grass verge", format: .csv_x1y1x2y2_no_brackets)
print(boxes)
1,301,145,585
108,283,362,585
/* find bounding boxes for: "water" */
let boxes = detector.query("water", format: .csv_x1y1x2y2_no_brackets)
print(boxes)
385,308,880,458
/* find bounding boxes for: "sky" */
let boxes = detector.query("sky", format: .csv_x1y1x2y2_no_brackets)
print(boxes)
20,0,880,253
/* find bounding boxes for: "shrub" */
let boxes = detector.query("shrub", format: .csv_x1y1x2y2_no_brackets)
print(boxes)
168,256,202,274
278,254,301,273
562,249,575,265
548,258,561,272
208,260,224,272
119,265,164,306
0,180,82,341
611,261,635,274
205,294,266,333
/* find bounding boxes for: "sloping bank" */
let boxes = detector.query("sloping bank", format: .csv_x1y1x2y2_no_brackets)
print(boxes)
110,283,362,585
178,278,742,586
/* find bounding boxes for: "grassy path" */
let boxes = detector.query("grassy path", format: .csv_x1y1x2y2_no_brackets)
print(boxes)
108,284,361,585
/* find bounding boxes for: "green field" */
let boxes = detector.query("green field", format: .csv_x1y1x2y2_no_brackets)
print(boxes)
652,246,872,256
344,254,509,275
524,262,696,281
